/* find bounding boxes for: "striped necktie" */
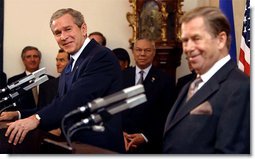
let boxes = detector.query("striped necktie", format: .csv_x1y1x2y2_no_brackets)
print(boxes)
186,76,202,101
65,58,74,74
137,70,144,84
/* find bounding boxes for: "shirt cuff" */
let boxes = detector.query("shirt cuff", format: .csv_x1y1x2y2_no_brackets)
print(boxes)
17,111,21,119
141,133,148,143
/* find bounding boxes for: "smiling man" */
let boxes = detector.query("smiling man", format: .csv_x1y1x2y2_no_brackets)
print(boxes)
163,6,250,154
4,8,124,153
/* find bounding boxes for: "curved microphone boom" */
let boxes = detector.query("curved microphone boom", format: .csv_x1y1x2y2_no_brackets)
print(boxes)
61,84,146,147
0,67,47,94
63,84,145,118
67,93,147,137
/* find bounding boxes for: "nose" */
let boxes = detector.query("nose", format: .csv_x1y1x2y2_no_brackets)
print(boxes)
140,50,146,56
60,32,68,40
183,40,195,54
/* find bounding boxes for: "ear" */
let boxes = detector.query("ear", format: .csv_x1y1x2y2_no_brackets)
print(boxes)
217,31,227,50
81,23,87,36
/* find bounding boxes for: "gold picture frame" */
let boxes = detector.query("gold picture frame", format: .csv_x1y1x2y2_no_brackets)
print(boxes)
127,0,184,48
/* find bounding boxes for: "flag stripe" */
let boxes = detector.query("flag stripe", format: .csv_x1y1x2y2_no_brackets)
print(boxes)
238,0,250,76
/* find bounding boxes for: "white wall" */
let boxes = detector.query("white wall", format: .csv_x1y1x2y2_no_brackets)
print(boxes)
3,0,246,81
4,0,131,78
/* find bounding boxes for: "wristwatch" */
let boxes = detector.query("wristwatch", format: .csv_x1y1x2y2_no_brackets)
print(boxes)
35,114,41,121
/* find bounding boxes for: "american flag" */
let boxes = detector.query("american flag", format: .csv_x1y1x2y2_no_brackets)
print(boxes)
238,0,250,76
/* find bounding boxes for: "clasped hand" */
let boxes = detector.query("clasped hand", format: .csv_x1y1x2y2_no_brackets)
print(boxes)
123,132,146,152
4,115,39,145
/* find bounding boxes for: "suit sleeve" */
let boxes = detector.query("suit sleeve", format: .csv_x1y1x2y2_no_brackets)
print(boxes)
215,79,250,153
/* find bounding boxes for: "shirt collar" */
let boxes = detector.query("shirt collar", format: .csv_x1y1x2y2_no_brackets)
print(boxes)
135,64,152,78
25,70,32,75
70,37,91,62
200,55,231,83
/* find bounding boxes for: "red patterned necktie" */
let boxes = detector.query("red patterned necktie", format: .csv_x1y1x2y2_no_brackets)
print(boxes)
186,76,202,101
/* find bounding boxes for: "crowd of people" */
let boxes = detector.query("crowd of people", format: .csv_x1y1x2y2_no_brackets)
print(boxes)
0,6,250,154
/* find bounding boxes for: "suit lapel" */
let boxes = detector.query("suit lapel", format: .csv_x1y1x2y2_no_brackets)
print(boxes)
164,82,190,132
144,67,157,86
58,39,98,97
164,60,236,133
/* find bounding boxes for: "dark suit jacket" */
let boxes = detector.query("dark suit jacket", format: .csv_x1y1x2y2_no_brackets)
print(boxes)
38,77,59,108
163,60,250,154
176,71,196,96
37,39,125,153
17,77,59,119
0,71,7,89
7,72,55,111
122,66,176,153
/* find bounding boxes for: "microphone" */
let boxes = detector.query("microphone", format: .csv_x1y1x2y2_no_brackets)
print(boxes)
68,94,147,135
64,84,145,118
0,72,49,107
0,67,46,94
0,75,49,104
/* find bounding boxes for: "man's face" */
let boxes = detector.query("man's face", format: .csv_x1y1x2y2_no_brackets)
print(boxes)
133,39,155,69
181,17,225,75
51,14,87,55
56,52,69,73
22,50,41,72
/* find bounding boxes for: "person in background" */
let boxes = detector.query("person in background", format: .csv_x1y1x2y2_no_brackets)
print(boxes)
0,71,7,89
0,48,70,137
37,48,70,107
4,8,124,153
175,57,196,96
112,48,131,70
163,6,250,154
88,31,106,46
122,37,176,153
7,46,55,111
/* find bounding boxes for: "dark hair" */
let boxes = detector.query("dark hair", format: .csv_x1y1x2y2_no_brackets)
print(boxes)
180,6,231,50
50,8,85,29
112,48,130,66
133,37,156,50
21,46,41,59
58,48,70,60
89,31,107,46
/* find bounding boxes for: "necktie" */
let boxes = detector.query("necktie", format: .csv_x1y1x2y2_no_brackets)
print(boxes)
32,86,38,106
64,58,74,93
186,76,202,101
137,70,144,84
65,58,74,74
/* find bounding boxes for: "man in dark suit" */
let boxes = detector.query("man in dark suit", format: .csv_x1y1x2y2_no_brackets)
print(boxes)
112,48,131,71
4,8,124,153
122,38,176,153
37,48,69,108
89,31,106,46
0,49,69,137
163,6,250,154
0,71,7,89
7,46,55,111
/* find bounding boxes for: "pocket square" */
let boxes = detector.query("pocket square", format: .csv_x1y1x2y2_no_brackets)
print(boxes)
190,101,213,115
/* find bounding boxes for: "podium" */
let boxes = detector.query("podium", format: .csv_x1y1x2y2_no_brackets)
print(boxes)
0,121,116,154
41,138,117,154
0,121,43,153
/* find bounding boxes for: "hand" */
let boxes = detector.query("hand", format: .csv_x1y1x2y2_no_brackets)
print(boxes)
49,128,61,136
123,132,146,151
123,131,130,151
0,111,19,121
5,115,40,145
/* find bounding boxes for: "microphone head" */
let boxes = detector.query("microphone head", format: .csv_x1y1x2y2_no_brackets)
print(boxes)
107,94,147,115
122,84,145,98
89,85,145,111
